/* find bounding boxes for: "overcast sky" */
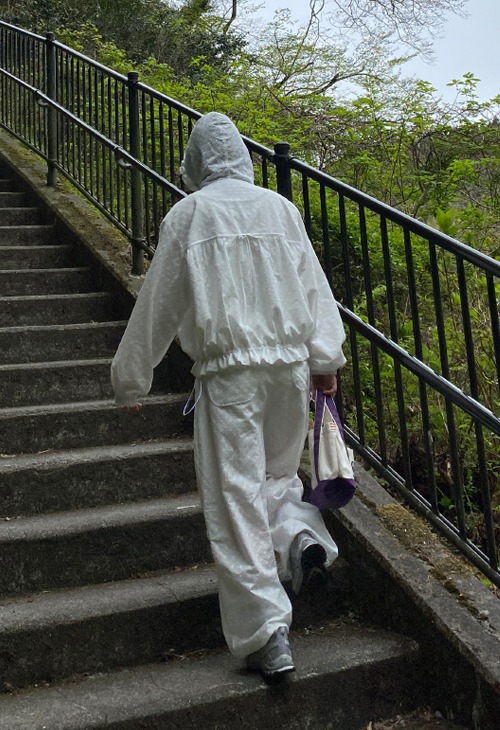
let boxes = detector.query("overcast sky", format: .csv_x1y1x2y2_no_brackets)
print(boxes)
257,0,498,102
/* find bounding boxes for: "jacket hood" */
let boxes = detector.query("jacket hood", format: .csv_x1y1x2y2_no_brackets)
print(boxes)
180,112,254,191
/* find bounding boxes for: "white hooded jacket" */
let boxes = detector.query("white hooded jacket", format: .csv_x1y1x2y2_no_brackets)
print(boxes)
111,112,346,406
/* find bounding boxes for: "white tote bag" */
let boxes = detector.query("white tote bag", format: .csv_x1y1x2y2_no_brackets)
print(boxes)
308,390,355,509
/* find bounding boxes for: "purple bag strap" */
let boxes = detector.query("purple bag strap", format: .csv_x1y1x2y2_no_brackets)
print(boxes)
312,390,325,485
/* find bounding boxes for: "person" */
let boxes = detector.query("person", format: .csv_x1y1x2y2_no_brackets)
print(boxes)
111,112,346,678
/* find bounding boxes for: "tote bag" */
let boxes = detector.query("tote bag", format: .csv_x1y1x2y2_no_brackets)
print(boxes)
308,390,356,509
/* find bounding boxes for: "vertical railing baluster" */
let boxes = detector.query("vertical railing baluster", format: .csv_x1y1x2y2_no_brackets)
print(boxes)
339,194,363,435
168,105,175,203
486,273,500,395
319,184,333,285
107,77,114,215
150,94,159,245
457,258,479,399
404,228,438,510
457,256,497,566
127,71,144,275
177,111,184,177
45,32,57,186
122,83,129,230
273,142,292,201
429,240,466,536
261,157,269,190
159,101,167,218
381,217,408,471
302,174,312,238
359,205,388,458
141,90,150,250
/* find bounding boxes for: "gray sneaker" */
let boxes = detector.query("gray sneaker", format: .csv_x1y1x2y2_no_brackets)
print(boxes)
246,626,295,677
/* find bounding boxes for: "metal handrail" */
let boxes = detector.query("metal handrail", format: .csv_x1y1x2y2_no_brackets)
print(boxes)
340,305,500,436
289,157,500,278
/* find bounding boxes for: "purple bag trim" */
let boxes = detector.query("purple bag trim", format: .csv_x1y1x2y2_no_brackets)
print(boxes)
310,390,356,510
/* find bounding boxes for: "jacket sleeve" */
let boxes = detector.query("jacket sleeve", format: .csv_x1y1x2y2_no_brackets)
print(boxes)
111,219,188,406
298,219,347,374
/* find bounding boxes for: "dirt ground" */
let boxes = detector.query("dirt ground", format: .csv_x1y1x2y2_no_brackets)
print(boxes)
365,707,470,729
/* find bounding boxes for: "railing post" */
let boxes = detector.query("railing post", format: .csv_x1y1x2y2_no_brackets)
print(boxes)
127,71,145,276
45,32,57,187
273,141,293,201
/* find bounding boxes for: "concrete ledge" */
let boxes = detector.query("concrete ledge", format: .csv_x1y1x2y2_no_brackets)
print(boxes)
320,463,500,729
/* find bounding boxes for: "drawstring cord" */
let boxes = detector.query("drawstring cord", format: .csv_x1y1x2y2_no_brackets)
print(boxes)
182,381,202,416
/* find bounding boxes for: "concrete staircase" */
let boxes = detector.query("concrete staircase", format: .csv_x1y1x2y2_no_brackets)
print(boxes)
0,160,425,729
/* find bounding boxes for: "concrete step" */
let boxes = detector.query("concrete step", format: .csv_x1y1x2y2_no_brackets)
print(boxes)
0,207,44,226
0,439,196,517
0,565,219,688
0,191,28,207
0,244,74,269
0,493,209,597
0,622,421,729
0,178,14,192
0,357,114,406
0,291,117,326
0,266,94,296
0,224,55,245
0,561,356,692
0,561,354,690
0,321,126,364
0,393,192,456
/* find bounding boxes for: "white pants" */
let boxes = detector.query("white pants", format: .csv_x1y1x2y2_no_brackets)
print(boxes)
193,362,338,657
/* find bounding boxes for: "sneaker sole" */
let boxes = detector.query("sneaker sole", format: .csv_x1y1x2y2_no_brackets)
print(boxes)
263,663,296,677
247,653,296,676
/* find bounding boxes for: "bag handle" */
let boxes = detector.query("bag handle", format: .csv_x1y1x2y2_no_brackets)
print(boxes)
312,389,326,486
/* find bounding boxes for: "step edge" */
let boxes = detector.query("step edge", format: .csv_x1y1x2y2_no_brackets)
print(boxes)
0,492,202,543
0,267,90,274
0,393,183,418
0,564,216,632
0,291,113,303
0,437,193,473
0,357,113,373
0,320,127,334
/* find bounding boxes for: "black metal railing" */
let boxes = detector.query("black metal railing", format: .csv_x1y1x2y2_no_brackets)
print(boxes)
1,21,499,587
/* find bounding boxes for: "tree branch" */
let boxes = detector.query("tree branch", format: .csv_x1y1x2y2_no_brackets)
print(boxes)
223,0,237,34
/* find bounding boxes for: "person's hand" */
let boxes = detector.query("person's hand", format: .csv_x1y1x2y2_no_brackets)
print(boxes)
312,374,337,397
120,403,143,413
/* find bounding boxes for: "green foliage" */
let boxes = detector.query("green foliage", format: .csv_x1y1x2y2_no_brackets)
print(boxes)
1,1,246,80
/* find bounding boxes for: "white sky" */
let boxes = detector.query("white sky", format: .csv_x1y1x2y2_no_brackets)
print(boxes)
256,0,499,102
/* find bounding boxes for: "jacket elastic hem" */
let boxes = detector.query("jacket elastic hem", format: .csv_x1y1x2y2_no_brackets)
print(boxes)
191,344,309,377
